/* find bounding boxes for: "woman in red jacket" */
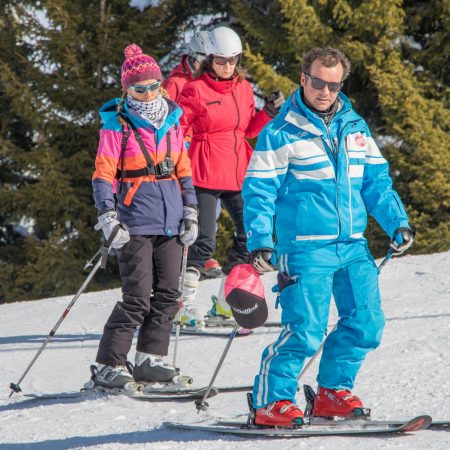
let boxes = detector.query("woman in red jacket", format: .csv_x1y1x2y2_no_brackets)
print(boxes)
178,26,285,328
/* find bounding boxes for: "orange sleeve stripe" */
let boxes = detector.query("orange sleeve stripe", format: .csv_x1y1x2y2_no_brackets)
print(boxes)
92,155,119,182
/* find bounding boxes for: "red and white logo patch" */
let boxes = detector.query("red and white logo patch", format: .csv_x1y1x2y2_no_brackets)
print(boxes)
355,134,366,147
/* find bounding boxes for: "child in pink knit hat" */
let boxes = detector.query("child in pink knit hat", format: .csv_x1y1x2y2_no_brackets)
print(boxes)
90,42,198,391
121,43,162,91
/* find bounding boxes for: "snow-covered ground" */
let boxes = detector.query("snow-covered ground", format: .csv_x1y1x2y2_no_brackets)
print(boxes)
1,251,449,449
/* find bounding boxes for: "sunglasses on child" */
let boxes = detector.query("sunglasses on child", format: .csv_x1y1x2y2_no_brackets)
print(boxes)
304,73,343,92
213,55,240,66
129,81,161,94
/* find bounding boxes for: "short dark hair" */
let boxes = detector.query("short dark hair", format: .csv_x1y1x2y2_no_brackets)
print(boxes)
301,47,351,80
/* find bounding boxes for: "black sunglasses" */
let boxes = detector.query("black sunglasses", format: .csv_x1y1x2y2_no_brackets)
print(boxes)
304,73,343,92
129,81,161,94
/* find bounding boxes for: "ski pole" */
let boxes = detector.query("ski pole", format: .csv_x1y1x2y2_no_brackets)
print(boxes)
172,245,189,368
8,226,120,398
195,323,240,412
296,248,396,386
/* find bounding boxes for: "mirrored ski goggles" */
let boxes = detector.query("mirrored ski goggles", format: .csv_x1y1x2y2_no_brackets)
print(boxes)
304,73,343,92
129,81,161,94
213,55,240,66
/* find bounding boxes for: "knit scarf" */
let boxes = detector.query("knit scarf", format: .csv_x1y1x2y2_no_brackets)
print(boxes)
126,94,168,130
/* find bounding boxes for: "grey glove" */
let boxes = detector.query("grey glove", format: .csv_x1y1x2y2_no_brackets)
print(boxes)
94,211,130,249
263,90,285,118
179,206,198,247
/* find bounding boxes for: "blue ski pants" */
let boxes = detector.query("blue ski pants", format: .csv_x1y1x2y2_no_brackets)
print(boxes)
253,241,385,408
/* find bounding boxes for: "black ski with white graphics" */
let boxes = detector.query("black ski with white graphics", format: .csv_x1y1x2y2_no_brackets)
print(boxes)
164,415,433,437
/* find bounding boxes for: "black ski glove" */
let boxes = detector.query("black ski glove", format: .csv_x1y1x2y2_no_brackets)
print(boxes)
250,248,277,274
390,226,416,256
263,91,285,118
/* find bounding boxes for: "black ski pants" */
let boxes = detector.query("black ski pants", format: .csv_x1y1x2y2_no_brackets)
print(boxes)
188,187,249,275
96,235,182,367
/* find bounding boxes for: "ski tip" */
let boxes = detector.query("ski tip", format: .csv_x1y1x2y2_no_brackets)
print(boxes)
399,415,432,432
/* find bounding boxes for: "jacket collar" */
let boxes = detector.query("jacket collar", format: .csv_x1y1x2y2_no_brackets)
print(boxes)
99,97,183,144
282,88,354,136
201,72,239,93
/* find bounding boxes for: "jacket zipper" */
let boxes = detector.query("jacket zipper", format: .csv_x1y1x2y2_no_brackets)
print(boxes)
231,89,240,188
330,119,359,239
324,122,341,238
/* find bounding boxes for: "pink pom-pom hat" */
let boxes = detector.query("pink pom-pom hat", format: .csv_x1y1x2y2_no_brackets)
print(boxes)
121,43,162,91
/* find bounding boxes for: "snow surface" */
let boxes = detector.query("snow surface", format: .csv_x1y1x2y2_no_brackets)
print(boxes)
1,251,449,449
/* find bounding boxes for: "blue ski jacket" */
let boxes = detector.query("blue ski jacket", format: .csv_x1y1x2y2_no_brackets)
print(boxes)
242,89,410,254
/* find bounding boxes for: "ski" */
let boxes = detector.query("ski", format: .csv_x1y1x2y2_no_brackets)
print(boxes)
217,416,449,429
21,383,253,403
23,385,220,402
171,326,253,337
164,414,432,437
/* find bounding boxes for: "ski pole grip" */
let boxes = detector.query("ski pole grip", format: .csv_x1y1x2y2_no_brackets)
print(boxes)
100,225,121,269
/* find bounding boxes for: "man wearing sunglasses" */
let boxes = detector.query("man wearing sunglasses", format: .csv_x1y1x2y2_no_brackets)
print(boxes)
243,47,415,427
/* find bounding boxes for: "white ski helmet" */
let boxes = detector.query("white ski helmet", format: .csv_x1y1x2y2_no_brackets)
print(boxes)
205,26,242,57
188,31,208,62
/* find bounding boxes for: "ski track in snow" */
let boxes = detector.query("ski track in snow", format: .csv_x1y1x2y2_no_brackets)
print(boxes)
0,251,449,449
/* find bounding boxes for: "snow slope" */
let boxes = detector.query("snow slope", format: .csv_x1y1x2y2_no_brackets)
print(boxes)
1,251,449,449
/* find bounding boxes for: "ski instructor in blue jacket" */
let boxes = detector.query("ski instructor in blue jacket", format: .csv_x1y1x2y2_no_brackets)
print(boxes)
242,47,415,428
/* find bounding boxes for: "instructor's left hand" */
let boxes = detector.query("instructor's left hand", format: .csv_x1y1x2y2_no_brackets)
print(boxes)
390,226,416,255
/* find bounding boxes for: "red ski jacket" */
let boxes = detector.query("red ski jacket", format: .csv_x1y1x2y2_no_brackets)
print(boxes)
178,72,271,191
162,55,193,103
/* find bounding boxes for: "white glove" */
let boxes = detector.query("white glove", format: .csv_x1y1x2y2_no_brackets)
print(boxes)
94,211,130,249
250,248,277,274
390,227,415,256
179,206,198,247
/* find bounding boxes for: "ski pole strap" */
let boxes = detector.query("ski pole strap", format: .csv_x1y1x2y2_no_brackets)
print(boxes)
378,248,396,272
100,225,120,269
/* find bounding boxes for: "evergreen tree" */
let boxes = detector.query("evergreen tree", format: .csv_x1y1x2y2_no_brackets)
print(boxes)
233,0,450,257
0,0,221,302
0,1,40,302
